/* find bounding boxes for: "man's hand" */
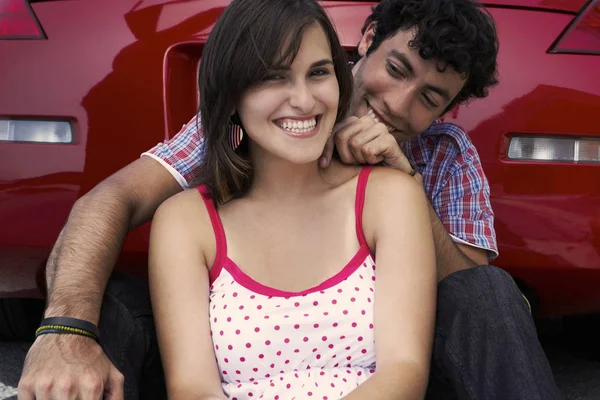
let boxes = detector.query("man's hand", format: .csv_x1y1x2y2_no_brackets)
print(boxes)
18,334,124,400
319,116,414,174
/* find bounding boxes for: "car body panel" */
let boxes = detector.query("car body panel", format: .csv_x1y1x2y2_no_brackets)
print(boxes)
328,0,588,13
1,0,599,316
442,6,600,315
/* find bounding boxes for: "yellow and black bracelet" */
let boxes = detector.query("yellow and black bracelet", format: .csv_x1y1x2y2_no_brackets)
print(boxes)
36,317,100,343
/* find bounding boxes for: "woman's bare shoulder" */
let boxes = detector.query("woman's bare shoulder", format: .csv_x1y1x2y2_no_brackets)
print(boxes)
155,187,207,220
153,187,215,247
325,162,421,196
150,186,219,269
361,167,429,247
366,166,424,199
321,159,364,188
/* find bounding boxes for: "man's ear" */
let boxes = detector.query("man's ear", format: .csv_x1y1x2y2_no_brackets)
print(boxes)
357,22,376,58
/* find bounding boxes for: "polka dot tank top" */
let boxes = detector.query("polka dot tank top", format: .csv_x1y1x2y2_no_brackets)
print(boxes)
199,166,376,400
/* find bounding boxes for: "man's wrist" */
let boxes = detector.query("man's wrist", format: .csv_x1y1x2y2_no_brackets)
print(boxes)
38,316,100,340
44,304,101,326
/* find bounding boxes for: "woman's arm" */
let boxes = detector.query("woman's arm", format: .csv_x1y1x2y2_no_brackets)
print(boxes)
149,190,226,400
345,168,437,399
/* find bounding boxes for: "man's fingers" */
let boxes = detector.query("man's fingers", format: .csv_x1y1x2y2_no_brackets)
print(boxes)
330,114,413,170
335,133,358,164
322,115,364,167
79,372,104,400
319,135,335,168
335,117,374,164
33,377,53,400
105,387,125,400
17,376,36,400
361,135,411,171
361,139,386,165
51,377,78,400
18,334,117,400
104,370,125,400
347,125,384,164
362,146,385,165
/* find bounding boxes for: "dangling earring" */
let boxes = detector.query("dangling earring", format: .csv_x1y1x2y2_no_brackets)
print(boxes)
228,118,244,150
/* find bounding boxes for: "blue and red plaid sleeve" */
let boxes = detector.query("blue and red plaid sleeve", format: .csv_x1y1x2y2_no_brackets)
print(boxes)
432,143,498,260
141,115,206,189
404,122,498,260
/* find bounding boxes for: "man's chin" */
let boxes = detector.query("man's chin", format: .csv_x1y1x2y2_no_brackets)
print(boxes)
392,131,415,143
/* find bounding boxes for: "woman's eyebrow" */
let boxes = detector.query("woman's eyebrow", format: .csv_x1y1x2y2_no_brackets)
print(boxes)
271,59,333,72
310,59,334,68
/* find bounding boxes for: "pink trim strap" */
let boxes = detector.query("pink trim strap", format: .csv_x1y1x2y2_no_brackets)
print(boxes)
197,186,227,279
222,246,372,298
355,166,374,247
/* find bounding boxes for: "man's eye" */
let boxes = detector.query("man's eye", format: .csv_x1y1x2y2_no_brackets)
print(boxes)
422,94,439,108
386,62,405,78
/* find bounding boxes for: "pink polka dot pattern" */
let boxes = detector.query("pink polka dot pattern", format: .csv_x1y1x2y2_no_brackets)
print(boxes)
210,257,376,399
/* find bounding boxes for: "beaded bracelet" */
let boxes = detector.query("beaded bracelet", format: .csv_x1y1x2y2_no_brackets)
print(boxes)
36,326,100,342
36,317,100,343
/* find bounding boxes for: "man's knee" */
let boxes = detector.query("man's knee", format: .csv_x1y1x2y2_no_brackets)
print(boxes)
439,265,519,303
436,266,531,329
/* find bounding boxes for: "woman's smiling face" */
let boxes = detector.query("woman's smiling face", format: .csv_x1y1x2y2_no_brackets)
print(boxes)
237,23,340,165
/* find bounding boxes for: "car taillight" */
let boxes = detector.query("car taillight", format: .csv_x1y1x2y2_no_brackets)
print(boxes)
0,119,72,143
550,0,600,55
507,135,600,163
0,0,45,39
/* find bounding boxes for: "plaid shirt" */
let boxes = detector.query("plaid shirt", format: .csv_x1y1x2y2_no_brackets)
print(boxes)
143,115,498,259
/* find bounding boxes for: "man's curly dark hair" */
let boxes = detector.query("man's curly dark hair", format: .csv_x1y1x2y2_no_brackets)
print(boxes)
361,0,499,112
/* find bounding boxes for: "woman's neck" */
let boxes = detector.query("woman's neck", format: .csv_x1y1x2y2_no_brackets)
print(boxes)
246,149,333,202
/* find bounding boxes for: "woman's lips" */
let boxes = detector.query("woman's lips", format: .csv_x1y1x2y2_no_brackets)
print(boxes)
274,115,321,138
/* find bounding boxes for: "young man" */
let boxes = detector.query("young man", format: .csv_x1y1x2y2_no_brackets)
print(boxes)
18,0,562,399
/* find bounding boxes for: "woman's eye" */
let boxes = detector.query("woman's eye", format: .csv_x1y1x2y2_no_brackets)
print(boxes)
310,68,330,77
264,74,284,81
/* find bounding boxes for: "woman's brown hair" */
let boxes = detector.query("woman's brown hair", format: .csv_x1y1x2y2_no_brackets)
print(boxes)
196,0,353,205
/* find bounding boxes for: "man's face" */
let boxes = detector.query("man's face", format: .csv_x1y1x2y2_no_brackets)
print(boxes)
350,24,467,142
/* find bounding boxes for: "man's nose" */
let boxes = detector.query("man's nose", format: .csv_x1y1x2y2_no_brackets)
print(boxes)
289,81,316,112
386,89,414,121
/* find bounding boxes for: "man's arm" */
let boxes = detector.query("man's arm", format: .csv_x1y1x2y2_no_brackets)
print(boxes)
45,156,183,321
19,156,183,400
426,200,480,280
408,172,487,281
19,115,205,400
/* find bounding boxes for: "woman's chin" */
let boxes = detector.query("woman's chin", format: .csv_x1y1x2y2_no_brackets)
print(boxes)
288,155,323,165
271,142,328,165
275,150,324,166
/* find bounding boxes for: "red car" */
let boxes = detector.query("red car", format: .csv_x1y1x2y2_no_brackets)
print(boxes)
1,0,599,331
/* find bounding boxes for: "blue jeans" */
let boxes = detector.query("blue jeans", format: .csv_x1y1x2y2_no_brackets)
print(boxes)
424,266,562,399
101,266,562,399
99,273,166,399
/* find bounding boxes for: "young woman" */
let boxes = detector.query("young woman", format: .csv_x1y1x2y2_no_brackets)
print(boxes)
148,0,436,398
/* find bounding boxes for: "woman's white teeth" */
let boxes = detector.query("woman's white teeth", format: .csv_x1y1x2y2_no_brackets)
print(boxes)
280,119,317,133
